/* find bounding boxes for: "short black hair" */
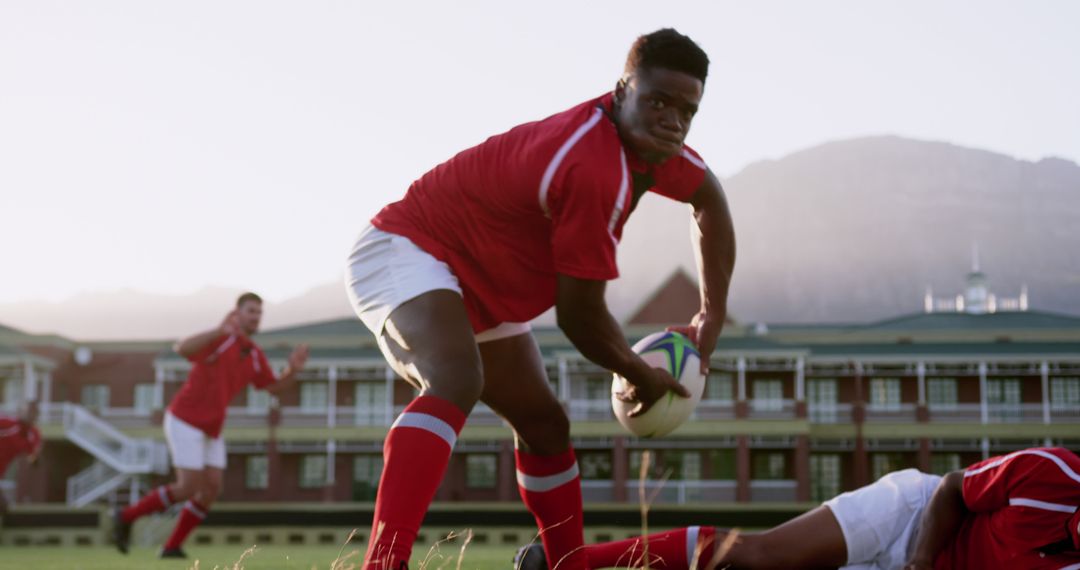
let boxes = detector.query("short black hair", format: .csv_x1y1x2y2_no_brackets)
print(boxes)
624,28,709,84
236,292,263,307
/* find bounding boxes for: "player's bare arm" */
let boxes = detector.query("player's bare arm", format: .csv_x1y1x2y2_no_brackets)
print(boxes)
905,470,967,569
262,344,311,396
174,311,240,359
555,275,689,416
668,170,735,373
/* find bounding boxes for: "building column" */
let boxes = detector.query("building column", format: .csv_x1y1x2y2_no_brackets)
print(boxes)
916,362,929,422
736,357,749,419
40,372,52,418
153,365,166,425
736,435,751,502
327,366,338,430
558,357,571,403
323,440,337,501
981,437,990,460
852,363,869,488
794,435,810,502
794,357,807,418
22,359,38,404
1041,361,1051,424
917,438,931,472
978,362,989,424
612,436,628,503
497,440,516,502
267,406,282,501
383,365,395,425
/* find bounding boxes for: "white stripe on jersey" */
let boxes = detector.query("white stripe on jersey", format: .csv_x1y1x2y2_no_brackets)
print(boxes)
538,108,604,217
1008,497,1078,513
680,148,707,170
965,449,1080,485
607,150,630,245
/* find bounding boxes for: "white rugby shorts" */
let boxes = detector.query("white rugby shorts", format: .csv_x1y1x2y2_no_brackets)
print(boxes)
164,411,227,470
825,468,942,570
345,224,530,343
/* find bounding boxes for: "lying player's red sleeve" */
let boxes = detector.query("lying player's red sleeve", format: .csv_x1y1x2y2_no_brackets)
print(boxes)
650,146,708,203
250,347,277,389
548,161,622,281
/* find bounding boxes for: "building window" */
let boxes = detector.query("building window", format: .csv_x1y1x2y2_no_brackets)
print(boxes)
299,455,328,488
706,449,736,480
808,379,838,423
353,455,383,501
930,453,962,475
809,454,841,503
81,384,110,411
247,386,271,413
355,382,387,425
584,376,607,401
246,455,269,489
577,452,613,480
1051,378,1080,411
752,379,783,412
704,373,733,402
927,378,958,410
986,378,1022,422
752,452,786,480
300,383,328,413
871,453,905,480
465,454,497,489
868,378,901,411
133,384,158,415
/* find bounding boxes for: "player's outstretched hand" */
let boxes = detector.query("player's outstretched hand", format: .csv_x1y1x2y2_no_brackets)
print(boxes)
288,344,310,371
615,366,691,418
219,310,242,336
667,308,724,375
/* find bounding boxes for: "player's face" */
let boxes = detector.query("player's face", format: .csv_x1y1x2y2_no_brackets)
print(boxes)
614,67,703,164
237,300,263,335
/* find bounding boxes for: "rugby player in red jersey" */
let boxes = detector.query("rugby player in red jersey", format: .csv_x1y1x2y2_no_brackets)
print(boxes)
0,402,42,516
113,292,309,558
514,447,1080,570
345,29,736,569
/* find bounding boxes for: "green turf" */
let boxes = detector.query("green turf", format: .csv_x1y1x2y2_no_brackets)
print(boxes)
0,543,516,570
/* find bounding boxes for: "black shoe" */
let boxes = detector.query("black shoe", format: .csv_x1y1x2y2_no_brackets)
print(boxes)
159,547,187,559
513,543,547,570
112,508,131,555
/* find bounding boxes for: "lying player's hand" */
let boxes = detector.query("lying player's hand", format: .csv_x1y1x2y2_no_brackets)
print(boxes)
615,366,691,417
288,344,310,371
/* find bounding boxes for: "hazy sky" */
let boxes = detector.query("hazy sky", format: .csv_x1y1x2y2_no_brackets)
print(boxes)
2,1,1077,304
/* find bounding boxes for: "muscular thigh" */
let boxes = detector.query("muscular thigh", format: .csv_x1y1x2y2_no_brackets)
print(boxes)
478,333,569,455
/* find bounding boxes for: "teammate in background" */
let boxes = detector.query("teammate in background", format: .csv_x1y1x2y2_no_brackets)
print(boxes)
0,401,42,516
112,292,309,559
345,29,735,570
514,447,1080,569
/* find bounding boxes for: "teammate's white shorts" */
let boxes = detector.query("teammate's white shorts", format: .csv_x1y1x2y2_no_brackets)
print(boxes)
825,468,942,570
164,411,227,470
345,224,530,343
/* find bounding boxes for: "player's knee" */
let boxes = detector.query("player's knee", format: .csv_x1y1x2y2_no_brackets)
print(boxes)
421,356,484,408
516,407,570,455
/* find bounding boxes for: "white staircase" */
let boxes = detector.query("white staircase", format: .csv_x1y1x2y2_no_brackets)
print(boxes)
62,404,170,507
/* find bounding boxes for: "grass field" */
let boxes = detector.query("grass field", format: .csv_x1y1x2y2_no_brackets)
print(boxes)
0,543,517,570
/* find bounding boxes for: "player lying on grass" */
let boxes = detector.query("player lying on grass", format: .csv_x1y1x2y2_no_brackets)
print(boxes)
515,447,1080,569
345,28,735,570
113,293,309,559
0,401,42,517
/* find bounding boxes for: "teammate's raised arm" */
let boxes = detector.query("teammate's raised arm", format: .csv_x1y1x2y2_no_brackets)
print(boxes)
669,170,735,374
173,311,237,359
262,344,310,396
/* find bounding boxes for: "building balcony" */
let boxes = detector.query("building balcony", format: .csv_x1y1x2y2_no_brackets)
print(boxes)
750,480,798,502
865,403,919,423
748,399,797,420
808,403,853,424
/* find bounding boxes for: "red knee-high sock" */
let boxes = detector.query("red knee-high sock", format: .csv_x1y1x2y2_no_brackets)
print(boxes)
163,500,207,550
121,485,174,523
516,447,587,570
364,395,466,569
584,526,716,569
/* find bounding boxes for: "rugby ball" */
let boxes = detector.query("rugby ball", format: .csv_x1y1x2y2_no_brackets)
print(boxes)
611,331,705,438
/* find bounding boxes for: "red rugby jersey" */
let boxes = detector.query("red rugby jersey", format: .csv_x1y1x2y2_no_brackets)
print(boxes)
167,334,277,438
372,93,708,332
935,447,1080,569
0,415,41,474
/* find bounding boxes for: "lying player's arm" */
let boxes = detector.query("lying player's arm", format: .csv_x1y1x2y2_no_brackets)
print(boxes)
262,344,310,396
672,170,735,373
905,471,967,570
174,311,241,359
556,276,688,415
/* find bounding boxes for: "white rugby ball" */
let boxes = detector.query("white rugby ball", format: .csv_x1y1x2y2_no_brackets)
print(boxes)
611,331,705,438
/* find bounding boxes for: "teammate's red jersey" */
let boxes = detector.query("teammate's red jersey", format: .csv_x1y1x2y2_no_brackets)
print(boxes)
168,334,276,438
0,415,41,474
936,447,1080,569
372,93,709,332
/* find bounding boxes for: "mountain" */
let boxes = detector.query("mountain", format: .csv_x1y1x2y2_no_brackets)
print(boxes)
2,136,1077,339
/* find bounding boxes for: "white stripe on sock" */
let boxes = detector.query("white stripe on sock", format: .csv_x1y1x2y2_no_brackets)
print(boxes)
516,462,580,493
184,501,207,519
157,486,172,507
390,412,458,448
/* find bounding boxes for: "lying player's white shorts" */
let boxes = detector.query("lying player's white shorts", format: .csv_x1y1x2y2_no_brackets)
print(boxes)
164,412,227,470
345,224,530,343
826,468,942,570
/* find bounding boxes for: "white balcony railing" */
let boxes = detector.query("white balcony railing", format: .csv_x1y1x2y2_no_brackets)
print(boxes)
568,400,614,422
986,403,1045,424
749,480,797,502
808,403,852,424
927,403,982,423
694,400,736,420
748,399,797,420
865,403,918,423
625,480,738,504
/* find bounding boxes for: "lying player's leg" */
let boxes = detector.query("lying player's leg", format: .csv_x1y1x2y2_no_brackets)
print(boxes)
478,329,585,570
364,289,483,569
